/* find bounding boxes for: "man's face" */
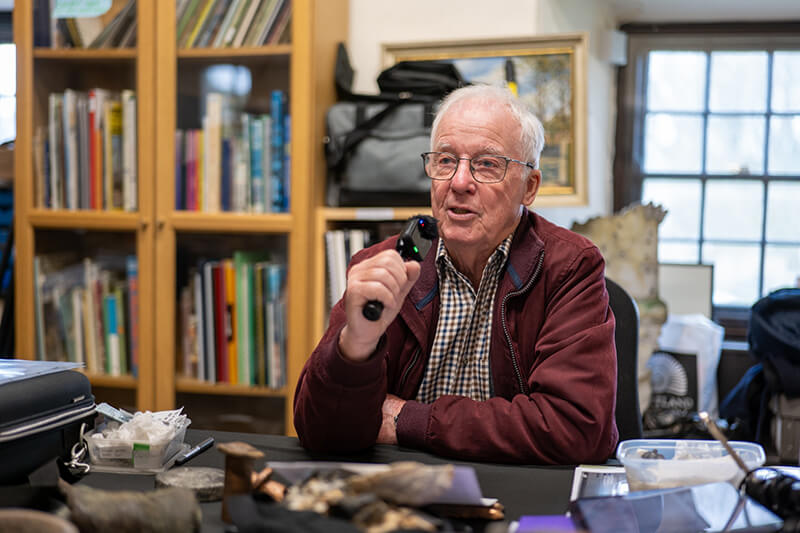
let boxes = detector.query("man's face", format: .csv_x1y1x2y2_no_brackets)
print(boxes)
430,98,540,260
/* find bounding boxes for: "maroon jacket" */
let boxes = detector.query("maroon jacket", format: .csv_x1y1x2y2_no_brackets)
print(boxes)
294,211,618,464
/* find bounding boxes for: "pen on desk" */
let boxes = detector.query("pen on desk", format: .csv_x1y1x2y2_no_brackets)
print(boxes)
175,436,215,466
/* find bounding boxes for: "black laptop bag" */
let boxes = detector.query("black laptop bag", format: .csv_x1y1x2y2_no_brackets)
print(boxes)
0,370,96,484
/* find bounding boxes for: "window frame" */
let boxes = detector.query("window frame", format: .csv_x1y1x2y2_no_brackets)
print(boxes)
613,23,800,337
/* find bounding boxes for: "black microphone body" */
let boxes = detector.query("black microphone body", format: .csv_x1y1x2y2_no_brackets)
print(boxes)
362,215,438,321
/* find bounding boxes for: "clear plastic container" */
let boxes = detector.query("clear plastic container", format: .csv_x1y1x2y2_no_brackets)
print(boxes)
86,421,189,471
616,439,765,491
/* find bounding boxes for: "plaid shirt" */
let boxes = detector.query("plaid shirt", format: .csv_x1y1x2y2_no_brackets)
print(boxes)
415,233,513,403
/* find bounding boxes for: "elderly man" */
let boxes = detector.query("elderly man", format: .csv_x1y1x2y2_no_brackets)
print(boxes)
294,85,618,464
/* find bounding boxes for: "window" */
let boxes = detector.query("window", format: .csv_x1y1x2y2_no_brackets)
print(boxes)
615,26,800,319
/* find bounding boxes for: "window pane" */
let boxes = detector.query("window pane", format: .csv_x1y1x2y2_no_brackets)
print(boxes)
0,45,14,97
709,51,768,112
767,182,800,242
705,116,765,174
763,245,800,295
642,178,701,239
647,51,706,112
768,116,800,175
703,180,764,241
659,241,700,264
643,113,703,174
772,51,800,112
702,243,761,306
0,97,14,145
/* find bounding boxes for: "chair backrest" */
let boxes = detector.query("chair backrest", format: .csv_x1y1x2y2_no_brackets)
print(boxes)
606,277,643,443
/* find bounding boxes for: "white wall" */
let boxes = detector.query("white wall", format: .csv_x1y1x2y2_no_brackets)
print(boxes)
348,0,619,229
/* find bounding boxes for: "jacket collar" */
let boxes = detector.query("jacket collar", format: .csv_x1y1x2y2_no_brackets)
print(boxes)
402,210,545,325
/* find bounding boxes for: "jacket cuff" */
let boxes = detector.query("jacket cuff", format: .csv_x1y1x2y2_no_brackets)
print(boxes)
396,400,432,449
316,330,386,389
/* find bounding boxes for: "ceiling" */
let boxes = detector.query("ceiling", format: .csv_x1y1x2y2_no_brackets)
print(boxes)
609,0,800,23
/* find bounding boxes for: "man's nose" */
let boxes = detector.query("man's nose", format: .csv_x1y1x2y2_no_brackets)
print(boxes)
450,158,475,191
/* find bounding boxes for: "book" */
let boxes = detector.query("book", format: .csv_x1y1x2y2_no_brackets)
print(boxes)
195,0,232,48
103,98,123,210
202,260,218,383
184,0,217,48
231,0,262,47
48,93,63,210
221,0,252,47
204,92,223,212
212,262,228,382
248,115,265,213
193,268,206,381
211,0,244,48
121,90,137,211
223,259,237,385
126,255,139,377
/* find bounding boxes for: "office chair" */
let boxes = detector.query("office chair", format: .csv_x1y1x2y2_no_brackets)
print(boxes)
606,277,643,442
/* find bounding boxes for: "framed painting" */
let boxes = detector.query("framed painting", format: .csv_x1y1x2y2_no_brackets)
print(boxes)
383,34,588,207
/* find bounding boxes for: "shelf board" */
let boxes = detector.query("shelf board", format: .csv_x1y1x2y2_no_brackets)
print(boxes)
177,45,291,65
28,209,141,230
321,207,432,222
34,48,137,62
85,373,138,389
170,211,292,233
176,378,288,398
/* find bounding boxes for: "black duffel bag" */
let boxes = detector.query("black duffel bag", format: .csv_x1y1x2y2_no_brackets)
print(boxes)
325,44,466,207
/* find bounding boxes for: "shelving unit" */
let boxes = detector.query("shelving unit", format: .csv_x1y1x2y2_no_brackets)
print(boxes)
15,0,349,435
14,0,157,411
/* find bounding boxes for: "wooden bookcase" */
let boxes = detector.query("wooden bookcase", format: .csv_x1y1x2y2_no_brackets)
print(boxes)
14,0,349,435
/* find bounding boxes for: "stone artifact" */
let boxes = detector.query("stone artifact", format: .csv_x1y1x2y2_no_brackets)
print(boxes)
572,202,668,410
58,479,201,533
155,466,225,502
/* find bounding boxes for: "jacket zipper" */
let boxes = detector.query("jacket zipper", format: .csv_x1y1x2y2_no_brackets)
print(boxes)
399,347,422,391
501,250,545,396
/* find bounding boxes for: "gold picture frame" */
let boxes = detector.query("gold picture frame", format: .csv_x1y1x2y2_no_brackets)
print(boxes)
383,34,588,207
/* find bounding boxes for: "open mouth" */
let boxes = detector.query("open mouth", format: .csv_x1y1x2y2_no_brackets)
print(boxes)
449,207,473,215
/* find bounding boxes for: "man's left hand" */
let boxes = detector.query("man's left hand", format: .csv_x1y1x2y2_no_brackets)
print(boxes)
376,394,406,445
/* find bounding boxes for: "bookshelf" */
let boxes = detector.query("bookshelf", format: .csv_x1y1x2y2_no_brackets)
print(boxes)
15,0,349,435
15,0,156,411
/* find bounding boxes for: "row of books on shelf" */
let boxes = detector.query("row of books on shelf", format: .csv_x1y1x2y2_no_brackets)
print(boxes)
179,253,287,388
175,90,289,213
35,89,138,211
34,255,139,378
34,0,137,49
325,229,374,309
176,0,291,49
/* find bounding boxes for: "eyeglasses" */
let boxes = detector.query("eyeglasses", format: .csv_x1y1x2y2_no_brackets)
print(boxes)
421,151,536,184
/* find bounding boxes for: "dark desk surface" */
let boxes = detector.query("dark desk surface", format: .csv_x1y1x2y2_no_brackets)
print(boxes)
83,429,576,532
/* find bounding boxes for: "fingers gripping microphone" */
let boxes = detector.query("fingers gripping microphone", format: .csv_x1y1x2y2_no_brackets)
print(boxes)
362,215,438,321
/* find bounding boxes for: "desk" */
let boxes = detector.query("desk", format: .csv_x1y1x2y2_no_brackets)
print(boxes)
83,429,576,532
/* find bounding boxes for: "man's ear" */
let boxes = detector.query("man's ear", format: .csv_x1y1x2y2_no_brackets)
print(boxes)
523,169,541,206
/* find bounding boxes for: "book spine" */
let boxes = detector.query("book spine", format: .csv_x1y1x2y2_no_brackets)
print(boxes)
223,259,238,385
126,255,139,377
270,90,285,212
213,262,228,382
193,268,206,381
121,90,137,211
248,115,265,213
202,261,217,383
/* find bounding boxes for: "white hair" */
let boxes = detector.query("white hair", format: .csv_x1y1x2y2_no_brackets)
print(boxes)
430,84,546,169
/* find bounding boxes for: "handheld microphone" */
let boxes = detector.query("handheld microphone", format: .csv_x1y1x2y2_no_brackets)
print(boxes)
362,215,438,321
